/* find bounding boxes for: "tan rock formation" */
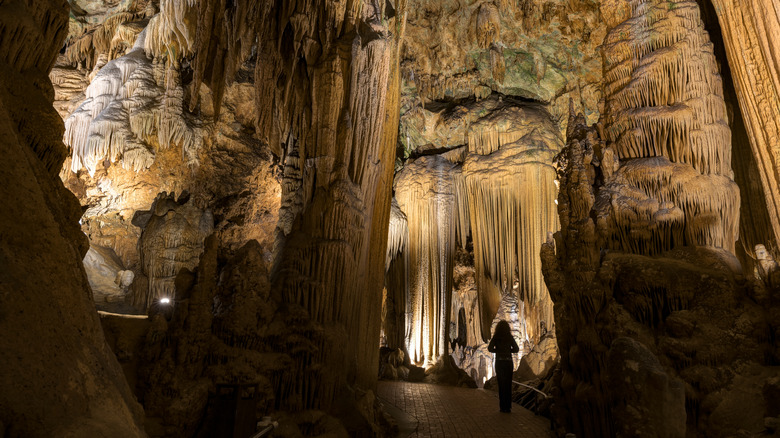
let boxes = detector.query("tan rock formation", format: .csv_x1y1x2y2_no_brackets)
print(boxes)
544,109,778,437
9,0,780,436
400,0,605,148
600,0,739,256
463,102,561,342
381,199,410,352
0,0,145,435
134,192,213,310
84,244,135,309
63,0,151,69
255,0,408,410
395,155,459,365
64,29,203,176
710,0,780,247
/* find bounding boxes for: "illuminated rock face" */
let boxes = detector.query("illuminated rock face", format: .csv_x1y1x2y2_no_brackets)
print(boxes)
540,2,779,435
134,192,213,310
389,98,561,378
463,103,562,343
400,0,606,146
63,29,203,176
381,199,410,351
258,0,407,411
395,155,459,364
544,78,778,438
8,0,780,435
599,0,740,257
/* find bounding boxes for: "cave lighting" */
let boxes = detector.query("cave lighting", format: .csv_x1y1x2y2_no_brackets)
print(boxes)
160,297,171,304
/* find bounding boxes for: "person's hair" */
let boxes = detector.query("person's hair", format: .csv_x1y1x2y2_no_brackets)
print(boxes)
493,320,512,340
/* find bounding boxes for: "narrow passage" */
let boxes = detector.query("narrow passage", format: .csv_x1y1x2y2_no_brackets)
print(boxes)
377,381,553,437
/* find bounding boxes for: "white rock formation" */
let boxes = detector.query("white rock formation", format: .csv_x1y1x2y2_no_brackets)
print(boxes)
64,27,203,176
395,155,460,365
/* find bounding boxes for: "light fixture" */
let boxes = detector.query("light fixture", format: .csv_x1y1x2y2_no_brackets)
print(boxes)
160,297,171,304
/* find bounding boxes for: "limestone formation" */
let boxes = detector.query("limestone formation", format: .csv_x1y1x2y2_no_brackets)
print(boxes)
256,0,408,412
381,198,410,352
0,0,145,434
463,102,561,343
133,192,214,310
63,0,151,69
599,0,740,257
84,244,136,310
64,28,203,176
709,0,780,247
400,0,605,134
395,155,458,365
6,0,780,436
543,109,778,437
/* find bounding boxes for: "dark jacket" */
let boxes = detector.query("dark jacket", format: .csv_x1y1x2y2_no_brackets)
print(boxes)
487,334,519,360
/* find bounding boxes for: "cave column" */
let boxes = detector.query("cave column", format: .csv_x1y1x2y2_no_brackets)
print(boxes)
259,0,407,409
709,0,780,247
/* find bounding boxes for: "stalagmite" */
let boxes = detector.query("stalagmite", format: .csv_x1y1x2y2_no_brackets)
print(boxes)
539,2,779,436
600,0,739,255
395,155,458,365
463,103,562,342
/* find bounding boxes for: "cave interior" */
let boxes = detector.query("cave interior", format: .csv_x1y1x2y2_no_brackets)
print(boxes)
1,0,780,437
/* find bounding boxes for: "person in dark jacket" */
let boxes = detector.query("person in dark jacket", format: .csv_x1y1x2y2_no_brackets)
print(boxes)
487,320,519,413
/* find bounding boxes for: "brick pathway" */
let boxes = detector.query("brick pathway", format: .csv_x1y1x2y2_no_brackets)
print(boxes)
377,381,553,437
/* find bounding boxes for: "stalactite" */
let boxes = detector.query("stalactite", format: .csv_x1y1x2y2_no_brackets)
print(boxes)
63,28,203,176
395,155,458,365
476,4,500,49
188,0,258,118
464,103,561,339
453,165,471,248
384,199,410,354
600,0,739,255
386,198,409,270
143,0,197,60
64,10,148,68
412,70,482,102
595,157,740,255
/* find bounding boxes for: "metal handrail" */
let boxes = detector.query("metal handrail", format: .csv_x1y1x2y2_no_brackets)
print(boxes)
249,417,278,438
512,380,550,399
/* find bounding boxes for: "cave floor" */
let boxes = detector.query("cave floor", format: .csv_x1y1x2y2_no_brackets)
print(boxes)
377,381,552,437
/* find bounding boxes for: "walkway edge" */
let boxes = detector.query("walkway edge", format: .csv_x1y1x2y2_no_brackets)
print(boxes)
377,395,419,438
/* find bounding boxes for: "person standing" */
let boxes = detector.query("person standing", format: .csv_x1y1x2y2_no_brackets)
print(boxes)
487,320,519,413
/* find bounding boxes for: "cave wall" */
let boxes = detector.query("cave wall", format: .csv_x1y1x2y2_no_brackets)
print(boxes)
54,0,281,315
542,1,780,436
0,0,145,435
14,0,780,435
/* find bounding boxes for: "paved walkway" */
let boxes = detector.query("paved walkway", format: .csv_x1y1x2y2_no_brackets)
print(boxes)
377,381,553,437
